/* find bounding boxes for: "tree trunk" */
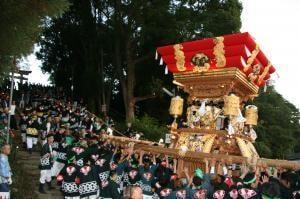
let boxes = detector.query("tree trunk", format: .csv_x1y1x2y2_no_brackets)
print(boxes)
125,99,135,123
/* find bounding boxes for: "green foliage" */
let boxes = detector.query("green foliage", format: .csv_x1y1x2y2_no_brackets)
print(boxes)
251,86,300,159
37,0,242,118
0,0,69,75
132,115,168,142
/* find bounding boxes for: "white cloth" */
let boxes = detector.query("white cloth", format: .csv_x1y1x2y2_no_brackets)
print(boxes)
81,190,99,199
250,128,257,141
237,108,246,123
199,100,206,116
26,137,38,149
46,122,51,134
39,170,52,184
143,194,153,199
65,197,80,199
51,161,65,177
227,123,235,135
0,192,10,199
9,105,16,115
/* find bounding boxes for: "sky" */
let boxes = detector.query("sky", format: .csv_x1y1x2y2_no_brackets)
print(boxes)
23,0,300,108
241,0,300,108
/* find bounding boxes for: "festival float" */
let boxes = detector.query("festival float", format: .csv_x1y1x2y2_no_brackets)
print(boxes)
107,32,300,175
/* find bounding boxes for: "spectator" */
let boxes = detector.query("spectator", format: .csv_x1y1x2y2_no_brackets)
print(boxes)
0,143,12,199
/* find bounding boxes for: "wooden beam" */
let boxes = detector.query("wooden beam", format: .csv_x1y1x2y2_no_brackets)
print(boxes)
106,135,300,170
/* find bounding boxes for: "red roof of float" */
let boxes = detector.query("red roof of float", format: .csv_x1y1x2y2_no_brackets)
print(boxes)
156,32,276,87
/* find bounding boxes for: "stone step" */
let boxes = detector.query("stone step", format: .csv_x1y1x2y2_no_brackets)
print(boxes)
36,192,63,199
13,135,64,199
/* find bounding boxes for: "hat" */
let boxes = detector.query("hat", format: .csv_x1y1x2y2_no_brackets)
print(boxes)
65,136,74,145
261,181,281,198
243,172,256,185
195,168,204,179
47,133,54,138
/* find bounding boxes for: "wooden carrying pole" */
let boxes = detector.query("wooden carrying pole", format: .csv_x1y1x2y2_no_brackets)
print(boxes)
106,135,300,170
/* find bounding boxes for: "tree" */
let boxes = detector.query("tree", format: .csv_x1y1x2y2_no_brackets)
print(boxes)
0,0,69,75
37,0,242,122
37,0,113,112
107,0,242,122
252,87,300,159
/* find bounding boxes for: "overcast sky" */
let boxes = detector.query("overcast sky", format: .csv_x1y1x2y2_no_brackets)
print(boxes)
241,0,300,108
24,0,300,108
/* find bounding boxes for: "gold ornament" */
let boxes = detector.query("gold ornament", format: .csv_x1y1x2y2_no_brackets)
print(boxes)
213,36,226,68
202,135,216,153
236,137,252,158
191,53,210,72
257,62,272,85
248,64,261,82
173,44,186,71
244,44,260,72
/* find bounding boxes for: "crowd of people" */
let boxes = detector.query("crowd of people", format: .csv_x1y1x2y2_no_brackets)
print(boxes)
1,85,300,199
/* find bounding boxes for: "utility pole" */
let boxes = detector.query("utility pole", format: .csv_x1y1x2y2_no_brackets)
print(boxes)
100,48,107,116
6,58,16,143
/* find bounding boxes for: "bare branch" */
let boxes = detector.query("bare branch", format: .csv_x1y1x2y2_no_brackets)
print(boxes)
133,52,153,65
134,94,156,103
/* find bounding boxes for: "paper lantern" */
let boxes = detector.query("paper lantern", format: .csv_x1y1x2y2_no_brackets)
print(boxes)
169,96,184,117
223,94,240,116
245,105,258,126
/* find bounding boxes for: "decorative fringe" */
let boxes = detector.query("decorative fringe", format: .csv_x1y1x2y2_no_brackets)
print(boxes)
165,66,168,75
159,57,163,65
155,51,158,60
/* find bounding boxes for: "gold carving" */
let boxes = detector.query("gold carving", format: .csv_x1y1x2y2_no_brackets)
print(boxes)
236,137,252,158
244,44,260,72
248,64,261,82
257,62,271,85
213,36,226,68
202,135,216,153
173,44,186,71
191,53,210,72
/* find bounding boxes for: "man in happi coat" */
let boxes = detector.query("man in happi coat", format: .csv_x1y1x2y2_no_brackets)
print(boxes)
57,162,80,199
39,134,55,193
77,163,99,199
51,135,73,177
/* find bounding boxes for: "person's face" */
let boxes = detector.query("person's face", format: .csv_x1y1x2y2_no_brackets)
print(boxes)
48,137,54,144
2,145,11,155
